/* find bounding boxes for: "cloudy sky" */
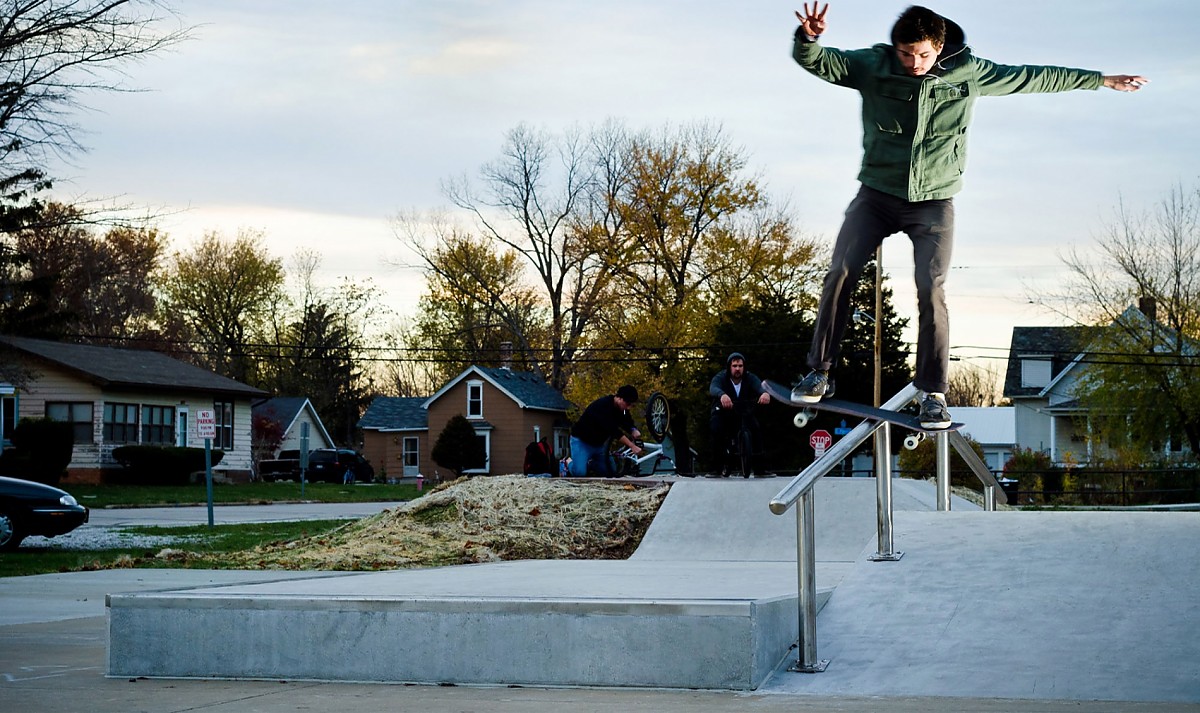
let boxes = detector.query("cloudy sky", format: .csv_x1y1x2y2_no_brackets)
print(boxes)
47,0,1198,377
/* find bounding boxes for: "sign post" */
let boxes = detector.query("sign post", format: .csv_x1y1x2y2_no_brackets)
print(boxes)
196,409,217,527
809,429,833,460
299,423,310,499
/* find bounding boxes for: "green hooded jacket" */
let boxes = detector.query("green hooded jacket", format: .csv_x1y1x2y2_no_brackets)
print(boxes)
792,16,1103,202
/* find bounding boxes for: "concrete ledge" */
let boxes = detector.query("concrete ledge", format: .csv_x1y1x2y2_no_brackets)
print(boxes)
107,560,825,690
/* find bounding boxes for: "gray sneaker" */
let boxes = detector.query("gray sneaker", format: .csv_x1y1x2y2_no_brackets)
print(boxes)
791,370,833,404
919,395,952,430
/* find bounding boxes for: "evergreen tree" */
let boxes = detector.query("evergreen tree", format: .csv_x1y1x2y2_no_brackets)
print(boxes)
431,415,487,478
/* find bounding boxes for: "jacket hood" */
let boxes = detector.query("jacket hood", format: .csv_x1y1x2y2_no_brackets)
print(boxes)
935,14,969,70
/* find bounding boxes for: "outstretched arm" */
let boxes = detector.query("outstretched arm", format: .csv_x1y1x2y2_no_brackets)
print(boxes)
1103,74,1149,92
795,2,828,38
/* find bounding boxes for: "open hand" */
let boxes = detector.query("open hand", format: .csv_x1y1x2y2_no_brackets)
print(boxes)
1102,74,1149,92
795,2,828,37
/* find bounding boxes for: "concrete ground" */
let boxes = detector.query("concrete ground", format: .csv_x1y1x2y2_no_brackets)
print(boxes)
2,477,1200,712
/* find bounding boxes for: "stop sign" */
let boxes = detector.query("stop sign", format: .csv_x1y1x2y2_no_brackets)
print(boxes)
809,430,833,456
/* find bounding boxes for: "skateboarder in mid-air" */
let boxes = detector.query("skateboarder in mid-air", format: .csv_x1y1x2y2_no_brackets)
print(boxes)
788,4,1147,428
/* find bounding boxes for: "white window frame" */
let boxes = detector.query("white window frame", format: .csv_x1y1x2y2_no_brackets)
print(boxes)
466,380,484,419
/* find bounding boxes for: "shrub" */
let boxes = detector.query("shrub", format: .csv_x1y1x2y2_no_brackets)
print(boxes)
110,445,225,485
0,417,74,485
431,414,486,478
896,432,988,490
1003,447,1053,475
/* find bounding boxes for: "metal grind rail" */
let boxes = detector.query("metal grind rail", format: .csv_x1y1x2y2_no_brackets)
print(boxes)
768,383,1006,673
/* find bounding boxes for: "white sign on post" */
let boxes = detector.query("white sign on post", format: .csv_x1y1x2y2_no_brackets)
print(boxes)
196,409,217,440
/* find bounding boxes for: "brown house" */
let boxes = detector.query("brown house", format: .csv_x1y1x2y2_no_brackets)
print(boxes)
358,366,571,481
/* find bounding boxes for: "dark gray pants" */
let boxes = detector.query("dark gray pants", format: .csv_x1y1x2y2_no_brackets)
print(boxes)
807,185,954,394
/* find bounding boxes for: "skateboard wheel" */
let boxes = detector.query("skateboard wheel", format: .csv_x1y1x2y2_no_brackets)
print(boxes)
793,412,810,429
903,434,922,450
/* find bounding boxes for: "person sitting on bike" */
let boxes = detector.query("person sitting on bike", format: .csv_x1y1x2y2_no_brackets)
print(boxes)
708,352,772,477
568,385,643,477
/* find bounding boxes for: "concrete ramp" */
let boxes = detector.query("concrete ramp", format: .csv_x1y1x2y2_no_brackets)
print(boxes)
760,510,1200,702
104,477,995,691
110,477,913,690
633,475,964,563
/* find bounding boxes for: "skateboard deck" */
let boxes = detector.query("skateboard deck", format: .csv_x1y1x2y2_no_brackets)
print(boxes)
761,380,962,435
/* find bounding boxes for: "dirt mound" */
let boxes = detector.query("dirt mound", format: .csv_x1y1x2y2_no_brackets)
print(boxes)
223,475,670,571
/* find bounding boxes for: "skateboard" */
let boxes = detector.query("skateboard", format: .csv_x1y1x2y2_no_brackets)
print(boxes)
761,380,962,450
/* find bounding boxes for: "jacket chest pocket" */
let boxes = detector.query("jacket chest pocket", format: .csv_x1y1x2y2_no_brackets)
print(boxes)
874,81,915,134
927,81,971,136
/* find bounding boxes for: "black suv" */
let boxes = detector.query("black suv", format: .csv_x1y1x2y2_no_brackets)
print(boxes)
306,449,374,483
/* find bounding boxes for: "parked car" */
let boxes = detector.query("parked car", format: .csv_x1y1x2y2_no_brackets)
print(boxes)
258,449,302,481
306,449,374,483
0,475,90,550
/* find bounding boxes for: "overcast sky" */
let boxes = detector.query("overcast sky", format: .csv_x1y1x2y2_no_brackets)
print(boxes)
46,0,1198,377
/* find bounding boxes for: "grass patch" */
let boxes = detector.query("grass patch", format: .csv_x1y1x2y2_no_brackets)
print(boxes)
0,519,354,578
66,481,422,508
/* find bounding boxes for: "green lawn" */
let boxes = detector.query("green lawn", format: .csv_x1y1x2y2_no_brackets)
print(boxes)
0,519,357,578
67,481,423,508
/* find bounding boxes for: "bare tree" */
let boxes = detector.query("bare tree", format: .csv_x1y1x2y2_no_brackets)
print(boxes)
397,123,616,390
1,0,188,172
1037,183,1200,457
945,360,1007,407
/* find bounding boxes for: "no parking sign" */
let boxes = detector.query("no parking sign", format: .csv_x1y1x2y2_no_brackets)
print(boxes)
809,429,833,458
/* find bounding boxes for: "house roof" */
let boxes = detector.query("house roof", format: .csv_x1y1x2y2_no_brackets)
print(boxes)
357,397,428,431
0,335,267,398
424,366,570,412
1005,305,1195,401
1002,326,1097,399
252,396,334,444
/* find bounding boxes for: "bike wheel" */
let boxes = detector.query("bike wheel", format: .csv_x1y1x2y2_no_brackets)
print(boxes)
645,392,671,441
738,428,753,478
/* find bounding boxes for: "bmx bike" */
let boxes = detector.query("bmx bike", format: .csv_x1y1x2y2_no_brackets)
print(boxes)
713,399,757,478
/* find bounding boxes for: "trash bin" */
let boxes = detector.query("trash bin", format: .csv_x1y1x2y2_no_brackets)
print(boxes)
998,477,1019,504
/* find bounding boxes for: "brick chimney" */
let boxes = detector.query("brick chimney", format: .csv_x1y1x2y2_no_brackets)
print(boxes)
499,341,513,370
1138,296,1157,322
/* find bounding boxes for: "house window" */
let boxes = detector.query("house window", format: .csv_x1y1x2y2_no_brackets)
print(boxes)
46,401,93,444
214,400,234,450
466,380,484,418
1020,357,1052,388
103,402,139,443
141,405,176,445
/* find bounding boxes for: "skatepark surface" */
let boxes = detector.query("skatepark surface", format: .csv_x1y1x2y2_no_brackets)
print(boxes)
2,476,1199,712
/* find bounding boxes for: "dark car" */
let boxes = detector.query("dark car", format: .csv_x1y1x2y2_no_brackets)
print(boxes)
0,475,90,550
306,449,374,484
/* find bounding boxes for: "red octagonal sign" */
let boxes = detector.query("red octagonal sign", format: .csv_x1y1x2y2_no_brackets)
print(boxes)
809,430,833,453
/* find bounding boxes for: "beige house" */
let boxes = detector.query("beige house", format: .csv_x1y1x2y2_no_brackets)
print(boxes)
251,397,335,455
359,365,570,481
0,336,267,484
1003,301,1195,464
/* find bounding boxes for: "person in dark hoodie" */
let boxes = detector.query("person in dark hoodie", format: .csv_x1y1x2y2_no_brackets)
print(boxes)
568,385,642,477
789,4,1147,428
709,352,772,477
